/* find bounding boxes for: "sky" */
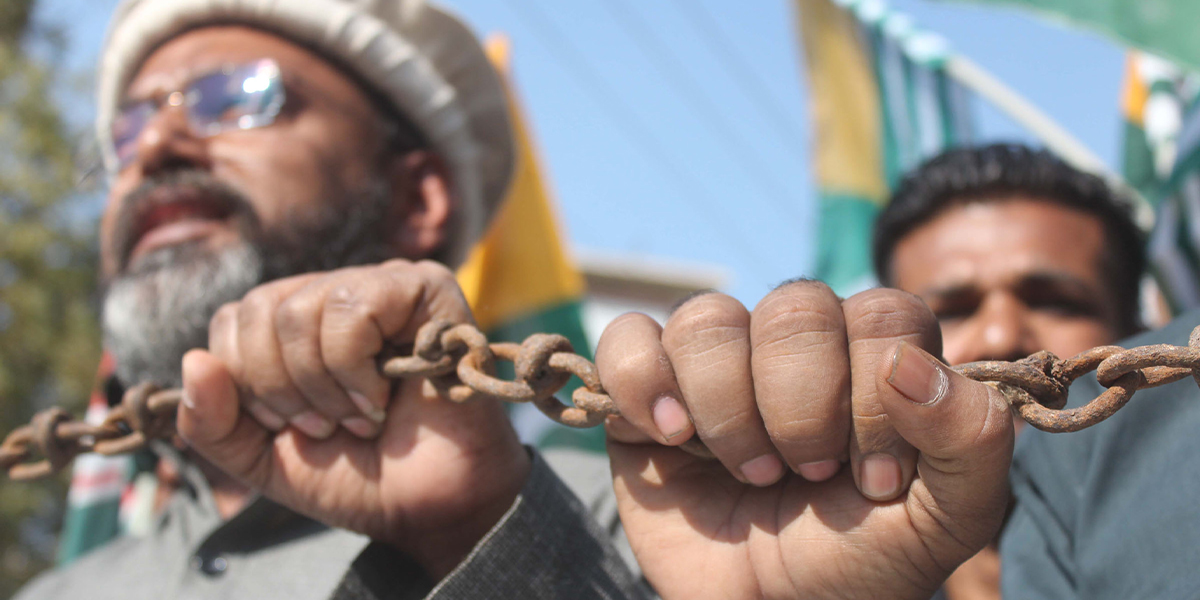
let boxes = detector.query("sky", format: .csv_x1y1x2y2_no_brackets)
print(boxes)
36,0,1128,306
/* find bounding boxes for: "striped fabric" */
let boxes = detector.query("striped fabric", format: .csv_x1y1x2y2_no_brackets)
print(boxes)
846,0,975,187
797,0,974,296
1148,101,1200,312
1124,51,1200,313
56,354,145,565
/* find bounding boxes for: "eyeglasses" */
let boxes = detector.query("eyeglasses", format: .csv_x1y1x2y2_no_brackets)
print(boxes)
112,59,286,170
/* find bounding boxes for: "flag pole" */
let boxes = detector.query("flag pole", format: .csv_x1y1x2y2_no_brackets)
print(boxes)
944,54,1154,227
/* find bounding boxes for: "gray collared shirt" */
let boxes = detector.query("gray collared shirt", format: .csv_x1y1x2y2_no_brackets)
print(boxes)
1002,309,1200,598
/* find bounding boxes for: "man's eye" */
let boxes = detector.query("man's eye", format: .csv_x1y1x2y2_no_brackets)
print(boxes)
932,304,976,322
1028,297,1091,317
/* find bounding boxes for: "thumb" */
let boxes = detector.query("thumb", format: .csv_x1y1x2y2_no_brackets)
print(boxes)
179,349,274,489
875,342,1015,552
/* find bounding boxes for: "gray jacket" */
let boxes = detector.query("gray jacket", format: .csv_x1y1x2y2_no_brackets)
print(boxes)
15,448,651,600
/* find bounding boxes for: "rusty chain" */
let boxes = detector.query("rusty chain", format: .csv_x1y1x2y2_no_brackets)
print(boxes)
4,319,1200,480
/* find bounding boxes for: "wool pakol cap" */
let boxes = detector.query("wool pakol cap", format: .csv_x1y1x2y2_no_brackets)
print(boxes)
96,0,514,267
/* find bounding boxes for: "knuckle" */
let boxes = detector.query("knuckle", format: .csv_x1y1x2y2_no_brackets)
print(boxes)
668,289,721,317
750,294,848,366
319,331,364,370
611,346,673,384
695,406,758,442
412,259,454,281
610,311,659,330
768,427,844,458
665,294,749,343
753,292,844,340
854,403,888,421
246,373,297,407
274,294,317,339
326,283,369,314
599,312,660,346
208,302,240,354
967,388,1016,448
239,287,277,320
851,412,900,454
381,258,417,272
772,278,836,297
209,302,239,331
843,289,938,340
766,414,845,451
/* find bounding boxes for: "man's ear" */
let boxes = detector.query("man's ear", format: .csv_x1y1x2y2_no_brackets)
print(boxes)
388,150,454,260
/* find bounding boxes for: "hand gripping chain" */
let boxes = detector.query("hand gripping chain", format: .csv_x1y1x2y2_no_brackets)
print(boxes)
4,320,1200,480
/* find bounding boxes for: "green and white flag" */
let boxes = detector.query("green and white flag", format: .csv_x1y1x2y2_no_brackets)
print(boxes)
1121,52,1195,204
796,0,975,296
1120,51,1200,314
942,0,1200,73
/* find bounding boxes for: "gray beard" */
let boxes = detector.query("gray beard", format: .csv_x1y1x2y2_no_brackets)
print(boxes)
101,176,396,389
102,242,263,388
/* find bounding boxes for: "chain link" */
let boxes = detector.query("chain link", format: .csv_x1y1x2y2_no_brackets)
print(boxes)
957,323,1200,432
4,320,1199,480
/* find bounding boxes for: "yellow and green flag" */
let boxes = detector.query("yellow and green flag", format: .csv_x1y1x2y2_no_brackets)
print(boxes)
458,36,602,452
795,0,975,295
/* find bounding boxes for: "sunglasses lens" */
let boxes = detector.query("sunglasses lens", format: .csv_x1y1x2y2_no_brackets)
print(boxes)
188,59,284,136
108,60,285,171
112,101,155,168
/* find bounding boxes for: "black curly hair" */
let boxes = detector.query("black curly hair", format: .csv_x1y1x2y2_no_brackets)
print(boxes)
872,143,1145,335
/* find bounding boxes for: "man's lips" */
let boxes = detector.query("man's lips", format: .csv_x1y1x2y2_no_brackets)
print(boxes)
123,191,236,267
129,218,227,263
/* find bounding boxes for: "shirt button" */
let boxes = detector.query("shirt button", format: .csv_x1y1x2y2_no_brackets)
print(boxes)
193,554,229,576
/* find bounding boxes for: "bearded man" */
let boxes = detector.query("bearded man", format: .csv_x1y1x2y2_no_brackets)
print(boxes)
17,1,648,598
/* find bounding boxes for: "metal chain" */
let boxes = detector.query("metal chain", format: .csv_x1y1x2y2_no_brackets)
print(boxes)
4,319,1200,480
957,324,1200,432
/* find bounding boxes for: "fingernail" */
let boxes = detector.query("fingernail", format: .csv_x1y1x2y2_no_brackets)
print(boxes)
291,411,335,439
181,390,195,410
652,396,691,441
887,343,950,405
861,453,902,500
739,454,784,487
797,460,840,482
349,391,386,424
248,402,287,431
341,417,379,439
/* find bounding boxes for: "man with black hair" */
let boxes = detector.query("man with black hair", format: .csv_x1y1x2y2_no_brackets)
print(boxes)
868,142,1137,597
874,143,1144,367
870,143,1145,599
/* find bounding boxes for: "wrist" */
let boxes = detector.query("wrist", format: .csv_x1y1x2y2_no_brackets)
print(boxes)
401,443,533,580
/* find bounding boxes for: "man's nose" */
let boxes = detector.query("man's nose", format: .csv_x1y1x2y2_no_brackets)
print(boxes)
959,294,1036,364
132,100,212,175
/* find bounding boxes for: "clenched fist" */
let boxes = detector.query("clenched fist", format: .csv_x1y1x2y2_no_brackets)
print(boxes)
176,260,529,579
596,282,1015,600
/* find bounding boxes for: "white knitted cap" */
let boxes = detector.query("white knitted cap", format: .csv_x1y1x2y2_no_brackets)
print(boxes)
96,0,514,268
